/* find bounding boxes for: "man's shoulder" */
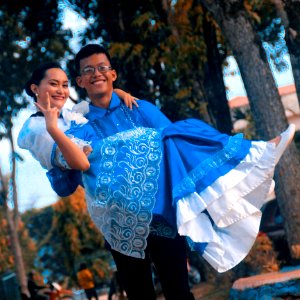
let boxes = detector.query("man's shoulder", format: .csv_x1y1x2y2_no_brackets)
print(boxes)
134,99,159,111
64,118,95,137
136,99,155,106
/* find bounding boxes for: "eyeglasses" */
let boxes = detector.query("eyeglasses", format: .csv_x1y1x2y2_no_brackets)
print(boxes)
80,65,112,76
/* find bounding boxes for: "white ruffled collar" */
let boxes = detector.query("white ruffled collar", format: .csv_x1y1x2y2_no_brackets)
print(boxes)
62,100,90,127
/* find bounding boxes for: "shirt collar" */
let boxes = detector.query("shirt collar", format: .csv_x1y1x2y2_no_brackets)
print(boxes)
31,111,64,119
87,92,121,121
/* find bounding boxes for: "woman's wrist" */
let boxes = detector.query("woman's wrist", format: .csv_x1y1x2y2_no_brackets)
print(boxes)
46,124,59,135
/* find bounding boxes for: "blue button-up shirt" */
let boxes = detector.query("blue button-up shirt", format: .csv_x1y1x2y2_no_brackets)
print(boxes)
85,92,171,133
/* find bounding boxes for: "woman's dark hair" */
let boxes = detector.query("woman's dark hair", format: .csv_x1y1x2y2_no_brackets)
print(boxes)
74,44,112,75
25,62,63,101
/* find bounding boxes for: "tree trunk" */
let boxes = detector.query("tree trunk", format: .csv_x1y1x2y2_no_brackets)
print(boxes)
4,203,29,297
203,12,233,134
0,138,29,297
200,0,300,259
282,0,300,105
8,128,20,227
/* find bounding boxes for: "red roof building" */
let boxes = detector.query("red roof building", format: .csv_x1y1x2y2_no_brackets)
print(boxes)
229,84,300,131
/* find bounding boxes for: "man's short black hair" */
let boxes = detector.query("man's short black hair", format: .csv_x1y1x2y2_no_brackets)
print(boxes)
75,44,112,75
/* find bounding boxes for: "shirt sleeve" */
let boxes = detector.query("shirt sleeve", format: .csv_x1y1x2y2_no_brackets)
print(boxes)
51,123,93,169
17,117,55,170
136,100,172,129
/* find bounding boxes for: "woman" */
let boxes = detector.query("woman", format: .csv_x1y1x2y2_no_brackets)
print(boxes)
18,61,138,196
34,74,296,274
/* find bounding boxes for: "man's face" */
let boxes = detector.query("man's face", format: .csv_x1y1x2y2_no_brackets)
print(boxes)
76,53,117,104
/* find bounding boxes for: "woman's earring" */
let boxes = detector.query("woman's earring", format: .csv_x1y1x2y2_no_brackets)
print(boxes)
35,93,39,97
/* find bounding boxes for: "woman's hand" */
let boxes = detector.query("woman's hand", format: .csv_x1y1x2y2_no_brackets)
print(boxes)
34,92,59,132
83,145,93,157
35,92,90,171
123,93,139,110
114,88,139,110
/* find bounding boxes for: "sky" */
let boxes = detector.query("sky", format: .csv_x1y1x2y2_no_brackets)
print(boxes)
0,7,296,212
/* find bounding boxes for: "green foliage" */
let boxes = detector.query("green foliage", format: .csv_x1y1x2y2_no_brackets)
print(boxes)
0,1,72,140
245,0,288,72
0,208,37,274
0,209,15,273
67,0,212,121
22,187,110,285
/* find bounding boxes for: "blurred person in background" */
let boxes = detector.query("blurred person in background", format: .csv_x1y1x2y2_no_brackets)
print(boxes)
76,263,98,300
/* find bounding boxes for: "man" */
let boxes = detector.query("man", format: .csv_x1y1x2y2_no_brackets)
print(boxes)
40,43,294,300
72,44,195,300
76,263,98,300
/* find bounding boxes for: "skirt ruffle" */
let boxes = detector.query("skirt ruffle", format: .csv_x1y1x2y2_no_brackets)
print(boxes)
161,119,276,272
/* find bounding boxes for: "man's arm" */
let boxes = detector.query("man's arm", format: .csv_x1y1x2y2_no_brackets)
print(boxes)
136,100,172,129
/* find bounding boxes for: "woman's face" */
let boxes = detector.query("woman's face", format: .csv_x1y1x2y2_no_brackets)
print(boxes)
32,68,70,111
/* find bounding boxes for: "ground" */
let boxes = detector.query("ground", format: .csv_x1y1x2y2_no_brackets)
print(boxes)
94,282,230,300
157,282,231,300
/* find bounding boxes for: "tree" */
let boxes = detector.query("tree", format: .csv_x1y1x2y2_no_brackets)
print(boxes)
0,159,30,296
270,0,300,105
0,167,36,297
0,206,37,275
68,0,233,131
200,0,300,259
202,10,233,133
0,1,71,295
0,173,15,273
22,187,109,285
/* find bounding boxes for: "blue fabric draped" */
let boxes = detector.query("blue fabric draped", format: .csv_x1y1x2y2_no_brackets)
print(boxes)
161,119,251,204
46,168,83,197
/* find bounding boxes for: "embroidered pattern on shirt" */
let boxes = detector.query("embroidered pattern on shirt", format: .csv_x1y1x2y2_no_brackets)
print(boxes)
90,127,162,259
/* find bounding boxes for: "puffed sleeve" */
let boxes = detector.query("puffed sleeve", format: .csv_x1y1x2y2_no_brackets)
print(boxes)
17,116,58,170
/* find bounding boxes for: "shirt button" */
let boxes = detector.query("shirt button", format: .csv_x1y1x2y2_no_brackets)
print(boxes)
116,123,119,126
